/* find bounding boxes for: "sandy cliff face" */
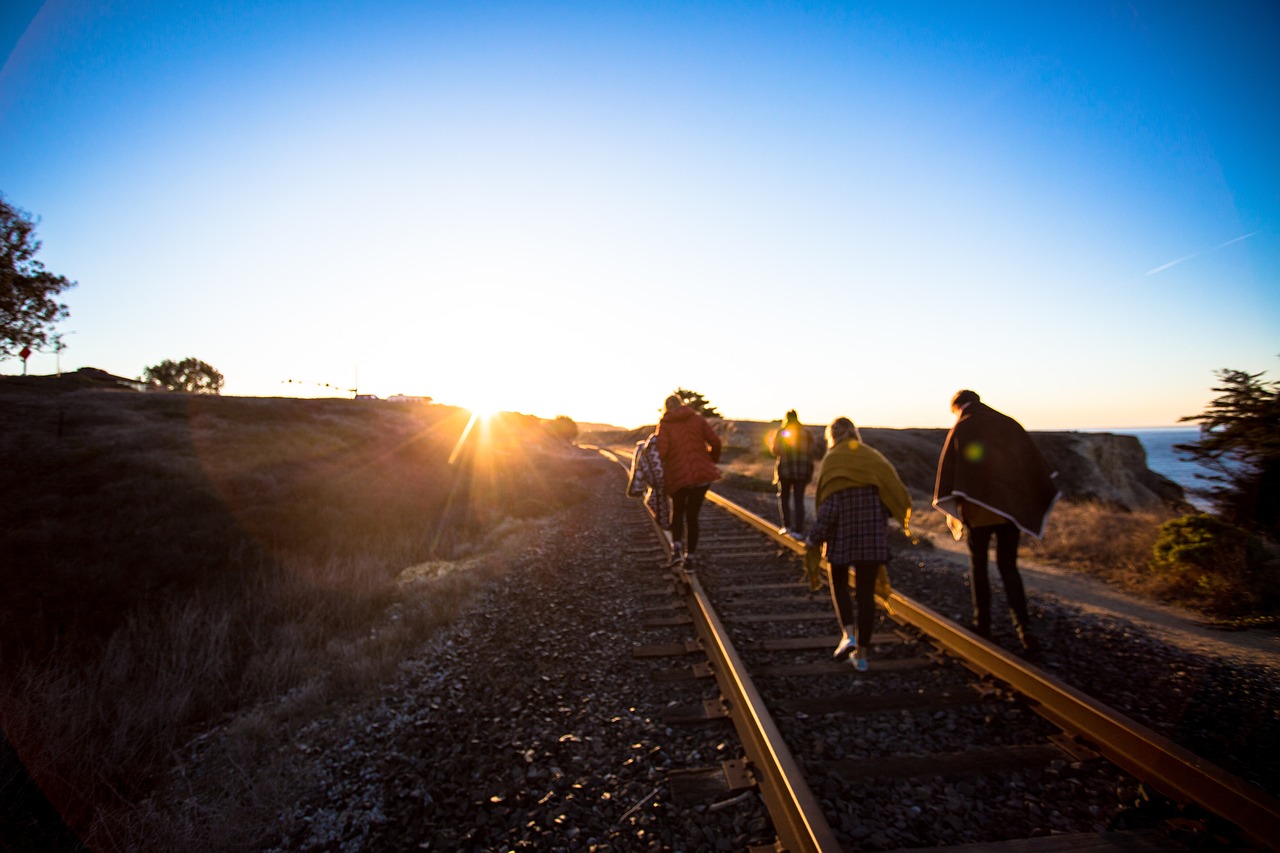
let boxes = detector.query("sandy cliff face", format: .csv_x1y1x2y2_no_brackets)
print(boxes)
1032,432,1186,510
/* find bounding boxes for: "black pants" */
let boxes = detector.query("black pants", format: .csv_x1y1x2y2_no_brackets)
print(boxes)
966,523,1030,635
671,484,710,553
829,562,880,648
778,478,806,531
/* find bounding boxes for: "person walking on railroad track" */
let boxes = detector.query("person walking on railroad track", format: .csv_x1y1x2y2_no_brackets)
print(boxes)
656,393,722,568
803,417,912,672
626,432,669,529
932,390,1059,654
767,409,820,537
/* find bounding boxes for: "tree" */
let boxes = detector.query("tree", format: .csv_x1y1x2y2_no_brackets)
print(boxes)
1177,366,1280,538
143,358,225,394
674,387,721,418
0,194,77,358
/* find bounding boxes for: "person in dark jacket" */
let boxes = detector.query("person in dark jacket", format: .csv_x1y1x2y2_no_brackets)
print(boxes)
932,390,1059,652
656,393,722,567
768,409,818,537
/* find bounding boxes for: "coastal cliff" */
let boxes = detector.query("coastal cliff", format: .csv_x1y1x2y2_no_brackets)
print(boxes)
854,428,1186,511
601,421,1186,512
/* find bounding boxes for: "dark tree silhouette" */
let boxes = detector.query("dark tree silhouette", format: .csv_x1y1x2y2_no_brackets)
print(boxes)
1,194,76,357
142,357,225,394
674,387,721,418
1177,366,1280,538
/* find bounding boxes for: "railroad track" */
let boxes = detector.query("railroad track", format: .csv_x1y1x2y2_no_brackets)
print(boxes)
598,447,1280,852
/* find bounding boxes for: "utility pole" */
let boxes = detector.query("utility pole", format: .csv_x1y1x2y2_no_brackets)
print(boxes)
53,331,74,377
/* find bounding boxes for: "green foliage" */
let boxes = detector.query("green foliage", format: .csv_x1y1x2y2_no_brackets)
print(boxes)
546,414,578,442
143,357,225,394
0,194,77,357
1178,367,1280,538
674,387,721,418
1147,513,1279,617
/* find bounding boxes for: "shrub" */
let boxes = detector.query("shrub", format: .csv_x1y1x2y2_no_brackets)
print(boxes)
1146,513,1279,617
545,415,578,442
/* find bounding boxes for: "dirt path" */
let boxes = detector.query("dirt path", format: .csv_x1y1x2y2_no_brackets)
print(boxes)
923,536,1280,669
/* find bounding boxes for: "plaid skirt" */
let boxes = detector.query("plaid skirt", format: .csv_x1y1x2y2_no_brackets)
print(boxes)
808,485,890,565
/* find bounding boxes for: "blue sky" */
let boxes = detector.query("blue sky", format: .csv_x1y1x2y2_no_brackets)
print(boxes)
2,1,1277,429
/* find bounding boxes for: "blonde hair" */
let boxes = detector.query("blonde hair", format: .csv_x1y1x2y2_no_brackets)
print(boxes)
825,416,861,447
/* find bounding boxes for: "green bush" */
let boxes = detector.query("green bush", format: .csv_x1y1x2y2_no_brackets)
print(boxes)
1147,513,1279,618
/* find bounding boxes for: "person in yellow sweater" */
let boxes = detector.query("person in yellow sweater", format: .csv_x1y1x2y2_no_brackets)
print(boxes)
803,417,911,671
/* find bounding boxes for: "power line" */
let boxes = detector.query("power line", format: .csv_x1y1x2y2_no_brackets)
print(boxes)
281,378,357,396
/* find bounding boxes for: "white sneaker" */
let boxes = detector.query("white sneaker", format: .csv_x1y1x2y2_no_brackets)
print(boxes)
851,650,869,672
832,634,857,659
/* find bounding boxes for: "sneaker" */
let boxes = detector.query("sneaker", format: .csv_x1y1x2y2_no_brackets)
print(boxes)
666,541,684,567
832,635,857,659
850,650,869,672
778,526,790,536
684,552,696,572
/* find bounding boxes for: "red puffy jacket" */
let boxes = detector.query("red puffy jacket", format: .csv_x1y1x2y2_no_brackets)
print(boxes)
656,405,722,494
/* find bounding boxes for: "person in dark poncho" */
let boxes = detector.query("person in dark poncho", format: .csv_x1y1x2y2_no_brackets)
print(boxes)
932,390,1059,652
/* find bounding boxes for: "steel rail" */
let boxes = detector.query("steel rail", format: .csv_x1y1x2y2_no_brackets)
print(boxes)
705,489,1280,850
592,446,842,851
681,570,845,852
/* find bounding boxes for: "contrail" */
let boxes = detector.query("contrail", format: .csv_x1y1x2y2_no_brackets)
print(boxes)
1145,254,1196,275
1144,231,1259,276
1214,230,1258,249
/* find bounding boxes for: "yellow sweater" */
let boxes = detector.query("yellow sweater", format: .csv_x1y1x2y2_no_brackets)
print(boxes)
815,439,912,531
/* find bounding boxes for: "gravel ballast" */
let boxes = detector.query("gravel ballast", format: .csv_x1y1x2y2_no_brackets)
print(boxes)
155,453,1280,851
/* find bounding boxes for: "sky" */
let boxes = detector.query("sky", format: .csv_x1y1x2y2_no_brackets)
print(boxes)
2,1,1277,430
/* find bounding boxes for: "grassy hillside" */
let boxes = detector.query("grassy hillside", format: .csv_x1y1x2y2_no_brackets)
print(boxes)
0,383,598,842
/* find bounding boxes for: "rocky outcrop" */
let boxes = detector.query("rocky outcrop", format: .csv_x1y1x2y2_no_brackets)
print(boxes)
860,428,1185,511
1031,431,1186,510
596,421,1185,512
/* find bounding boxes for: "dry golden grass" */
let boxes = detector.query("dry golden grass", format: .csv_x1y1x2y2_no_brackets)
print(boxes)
1029,500,1172,578
0,388,593,849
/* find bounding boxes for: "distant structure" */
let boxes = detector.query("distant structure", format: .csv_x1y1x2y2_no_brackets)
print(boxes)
388,394,431,403
77,367,148,392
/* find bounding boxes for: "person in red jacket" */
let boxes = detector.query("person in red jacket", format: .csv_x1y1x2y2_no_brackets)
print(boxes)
656,393,722,567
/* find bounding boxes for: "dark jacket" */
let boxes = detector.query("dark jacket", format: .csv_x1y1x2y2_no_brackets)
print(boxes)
768,417,818,484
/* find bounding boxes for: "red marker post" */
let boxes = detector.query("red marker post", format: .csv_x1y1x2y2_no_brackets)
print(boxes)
20,345,31,376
